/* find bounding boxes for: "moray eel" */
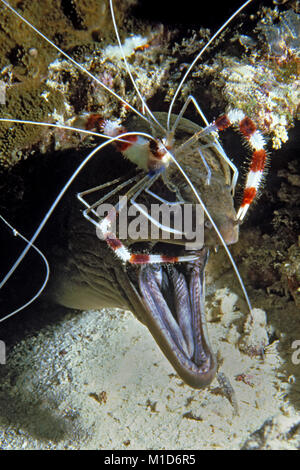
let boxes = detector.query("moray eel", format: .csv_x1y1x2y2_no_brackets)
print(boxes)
6,113,238,389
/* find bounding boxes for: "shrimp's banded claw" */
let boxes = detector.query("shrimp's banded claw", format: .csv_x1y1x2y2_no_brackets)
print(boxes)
183,106,268,218
213,109,268,221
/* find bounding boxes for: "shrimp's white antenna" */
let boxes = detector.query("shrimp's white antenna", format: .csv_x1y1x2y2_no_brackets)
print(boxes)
109,0,166,134
0,118,108,138
167,0,253,131
0,214,50,322
0,0,149,126
0,118,133,145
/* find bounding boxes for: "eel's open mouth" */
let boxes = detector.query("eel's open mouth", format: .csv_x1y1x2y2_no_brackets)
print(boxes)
127,246,216,389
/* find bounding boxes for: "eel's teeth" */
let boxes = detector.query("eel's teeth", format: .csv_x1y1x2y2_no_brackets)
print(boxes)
140,266,190,358
170,269,194,359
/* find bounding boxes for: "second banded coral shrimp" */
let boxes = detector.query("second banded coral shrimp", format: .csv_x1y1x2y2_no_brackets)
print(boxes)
0,0,269,388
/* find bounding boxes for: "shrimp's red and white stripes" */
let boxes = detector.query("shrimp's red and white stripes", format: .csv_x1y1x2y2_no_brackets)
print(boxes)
213,109,267,221
97,190,197,264
98,206,197,265
104,231,192,264
84,114,173,172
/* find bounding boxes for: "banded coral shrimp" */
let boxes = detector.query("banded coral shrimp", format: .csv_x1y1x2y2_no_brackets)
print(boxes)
0,0,286,391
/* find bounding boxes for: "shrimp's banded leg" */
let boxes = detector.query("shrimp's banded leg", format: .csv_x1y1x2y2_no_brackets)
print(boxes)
78,173,198,265
97,204,198,266
105,232,197,265
212,109,268,221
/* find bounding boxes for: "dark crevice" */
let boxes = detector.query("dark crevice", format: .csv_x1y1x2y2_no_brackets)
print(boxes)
6,45,25,65
60,0,86,31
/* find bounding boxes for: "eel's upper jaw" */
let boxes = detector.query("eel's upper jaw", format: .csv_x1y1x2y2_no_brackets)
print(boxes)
134,247,217,389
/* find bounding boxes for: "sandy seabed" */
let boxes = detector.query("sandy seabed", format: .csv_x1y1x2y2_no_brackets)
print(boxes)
0,257,300,450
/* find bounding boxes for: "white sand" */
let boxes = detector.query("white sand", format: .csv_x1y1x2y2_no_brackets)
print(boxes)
1,265,300,449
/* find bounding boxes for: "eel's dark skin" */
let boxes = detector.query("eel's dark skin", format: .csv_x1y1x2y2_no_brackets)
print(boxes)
1,113,239,388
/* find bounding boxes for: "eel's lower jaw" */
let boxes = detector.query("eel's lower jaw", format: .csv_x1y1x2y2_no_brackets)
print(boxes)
137,247,217,389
